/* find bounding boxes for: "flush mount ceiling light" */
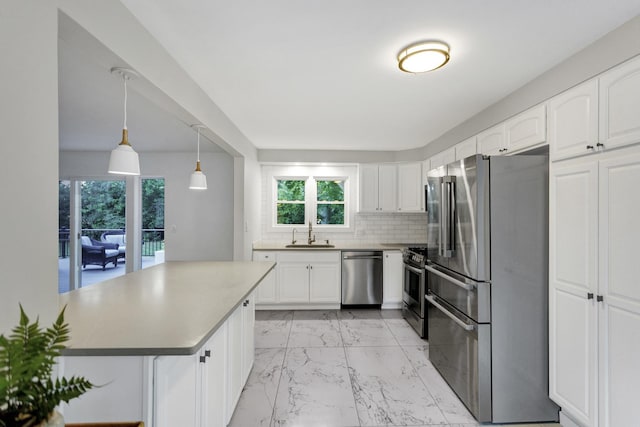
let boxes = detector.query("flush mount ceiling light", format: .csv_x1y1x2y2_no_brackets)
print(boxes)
189,124,208,190
397,41,450,73
108,67,141,175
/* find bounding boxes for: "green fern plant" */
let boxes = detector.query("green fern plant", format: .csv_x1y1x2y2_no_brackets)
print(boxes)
0,305,93,427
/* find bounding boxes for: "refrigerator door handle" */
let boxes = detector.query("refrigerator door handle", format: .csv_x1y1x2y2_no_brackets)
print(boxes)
439,178,446,257
442,176,456,257
426,294,475,331
425,265,476,291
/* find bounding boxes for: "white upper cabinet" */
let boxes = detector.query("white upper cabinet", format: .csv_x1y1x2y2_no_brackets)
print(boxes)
397,162,423,212
359,163,397,212
477,123,506,156
549,79,599,161
428,147,456,170
599,55,640,151
378,164,398,212
505,104,546,153
454,136,478,160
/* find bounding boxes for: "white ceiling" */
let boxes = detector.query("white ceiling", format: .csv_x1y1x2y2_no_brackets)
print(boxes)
62,1,640,154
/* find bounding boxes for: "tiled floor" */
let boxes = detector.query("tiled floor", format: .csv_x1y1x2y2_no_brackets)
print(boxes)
229,309,560,427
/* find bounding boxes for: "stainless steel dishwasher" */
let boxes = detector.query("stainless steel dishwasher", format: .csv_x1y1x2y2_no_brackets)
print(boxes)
341,251,383,305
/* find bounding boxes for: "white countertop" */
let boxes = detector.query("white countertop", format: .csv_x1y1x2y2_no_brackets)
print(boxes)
59,261,275,356
252,242,425,251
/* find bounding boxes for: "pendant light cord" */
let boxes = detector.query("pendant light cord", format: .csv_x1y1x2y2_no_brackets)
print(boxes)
123,76,128,130
197,127,201,162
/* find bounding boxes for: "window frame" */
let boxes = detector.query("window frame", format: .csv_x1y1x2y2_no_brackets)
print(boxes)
265,165,356,233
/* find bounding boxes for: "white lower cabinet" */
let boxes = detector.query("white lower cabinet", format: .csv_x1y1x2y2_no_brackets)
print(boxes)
382,251,403,309
252,252,277,303
549,146,640,427
256,251,341,308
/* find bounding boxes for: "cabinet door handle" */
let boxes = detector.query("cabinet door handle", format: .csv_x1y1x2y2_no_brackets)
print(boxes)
597,295,604,302
596,143,604,148
199,355,207,363
587,292,594,300
310,265,313,269
586,145,594,150
205,350,211,358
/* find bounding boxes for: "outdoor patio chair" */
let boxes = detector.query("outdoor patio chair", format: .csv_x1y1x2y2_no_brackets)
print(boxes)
81,236,119,270
101,231,126,261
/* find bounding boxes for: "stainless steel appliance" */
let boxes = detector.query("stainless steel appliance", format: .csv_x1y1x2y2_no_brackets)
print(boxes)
401,247,427,338
425,154,559,423
341,251,383,305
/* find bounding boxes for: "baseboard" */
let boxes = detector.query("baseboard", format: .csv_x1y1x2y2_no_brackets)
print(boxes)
256,303,341,310
559,410,583,427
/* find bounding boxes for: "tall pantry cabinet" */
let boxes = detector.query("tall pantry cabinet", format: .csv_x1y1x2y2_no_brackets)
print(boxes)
549,55,640,427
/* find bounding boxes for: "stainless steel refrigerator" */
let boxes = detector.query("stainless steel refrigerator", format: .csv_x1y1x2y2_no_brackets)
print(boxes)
425,154,559,423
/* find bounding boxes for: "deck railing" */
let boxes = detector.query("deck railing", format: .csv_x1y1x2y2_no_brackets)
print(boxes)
59,229,165,258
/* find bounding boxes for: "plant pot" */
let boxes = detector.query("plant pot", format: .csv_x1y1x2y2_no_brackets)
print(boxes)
34,411,64,427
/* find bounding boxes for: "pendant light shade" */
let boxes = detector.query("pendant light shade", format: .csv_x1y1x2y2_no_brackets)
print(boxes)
189,124,207,190
109,67,141,176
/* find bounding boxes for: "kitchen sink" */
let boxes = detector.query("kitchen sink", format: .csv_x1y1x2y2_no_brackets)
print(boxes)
285,243,335,248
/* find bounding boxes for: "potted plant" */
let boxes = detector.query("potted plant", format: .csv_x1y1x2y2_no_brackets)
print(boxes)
0,305,93,427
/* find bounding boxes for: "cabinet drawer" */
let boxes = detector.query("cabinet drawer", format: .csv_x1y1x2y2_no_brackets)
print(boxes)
277,250,340,263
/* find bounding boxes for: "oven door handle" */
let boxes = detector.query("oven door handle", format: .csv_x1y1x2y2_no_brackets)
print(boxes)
404,264,424,275
426,295,475,331
425,265,476,291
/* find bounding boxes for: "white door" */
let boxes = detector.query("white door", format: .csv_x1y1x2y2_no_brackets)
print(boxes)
278,262,310,302
201,325,227,427
308,262,341,303
382,251,403,308
378,164,398,212
548,79,599,161
397,162,423,212
154,355,199,427
597,151,640,427
477,123,506,155
359,164,379,212
241,293,255,384
253,252,277,303
505,104,546,153
598,55,640,151
455,136,477,160
225,305,243,422
549,159,598,427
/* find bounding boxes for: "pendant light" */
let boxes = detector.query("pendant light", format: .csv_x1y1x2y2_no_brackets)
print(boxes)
189,124,208,190
108,67,141,175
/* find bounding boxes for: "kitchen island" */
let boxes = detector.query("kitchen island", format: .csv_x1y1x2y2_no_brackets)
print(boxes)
59,260,275,427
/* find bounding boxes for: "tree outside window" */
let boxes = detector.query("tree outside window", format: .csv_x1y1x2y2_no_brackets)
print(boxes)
276,179,306,225
316,180,345,225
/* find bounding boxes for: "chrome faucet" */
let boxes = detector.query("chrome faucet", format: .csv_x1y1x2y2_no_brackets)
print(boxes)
307,221,316,245
291,228,297,245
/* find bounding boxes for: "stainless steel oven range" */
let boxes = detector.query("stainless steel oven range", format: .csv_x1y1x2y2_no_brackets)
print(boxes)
401,246,427,338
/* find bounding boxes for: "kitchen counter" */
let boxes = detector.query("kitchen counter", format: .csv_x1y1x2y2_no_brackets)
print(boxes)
252,242,425,251
59,261,275,356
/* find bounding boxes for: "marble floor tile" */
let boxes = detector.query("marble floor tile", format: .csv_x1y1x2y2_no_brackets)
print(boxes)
256,310,294,321
255,311,293,348
385,318,428,346
379,309,403,319
345,346,448,426
340,318,398,347
402,345,477,425
289,311,343,347
272,347,360,427
228,348,285,427
337,308,383,319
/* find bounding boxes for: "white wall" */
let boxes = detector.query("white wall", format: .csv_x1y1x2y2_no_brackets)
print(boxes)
0,0,59,333
60,151,234,261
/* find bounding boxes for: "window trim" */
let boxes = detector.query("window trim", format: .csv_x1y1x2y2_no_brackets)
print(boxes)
265,165,356,233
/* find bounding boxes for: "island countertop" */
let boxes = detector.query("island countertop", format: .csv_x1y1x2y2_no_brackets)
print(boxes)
59,261,275,357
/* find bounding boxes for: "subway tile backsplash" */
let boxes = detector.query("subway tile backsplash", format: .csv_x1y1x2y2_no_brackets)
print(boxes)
260,211,428,245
